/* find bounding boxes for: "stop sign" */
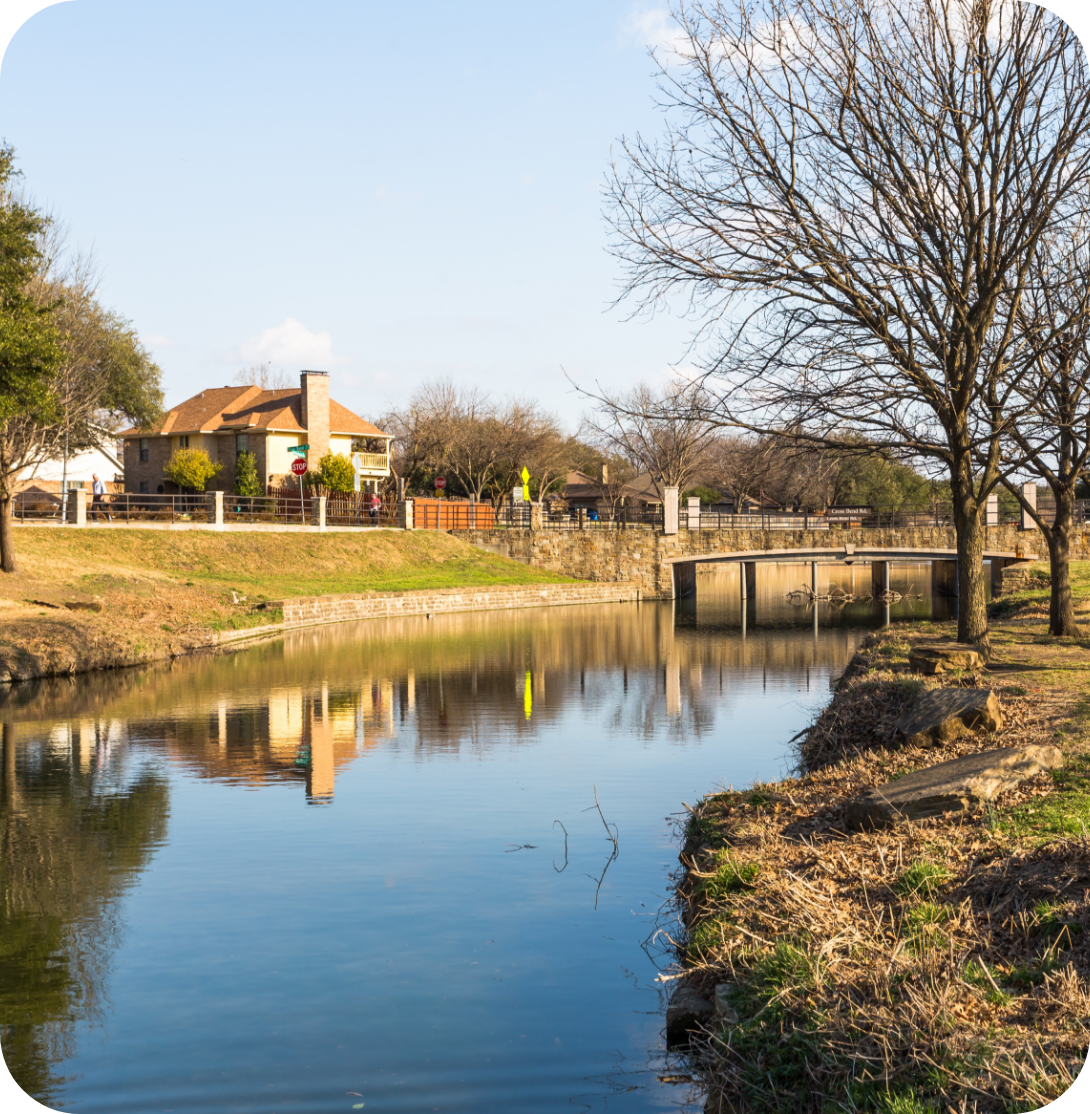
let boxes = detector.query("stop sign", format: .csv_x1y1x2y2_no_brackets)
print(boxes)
291,458,308,476
435,476,446,490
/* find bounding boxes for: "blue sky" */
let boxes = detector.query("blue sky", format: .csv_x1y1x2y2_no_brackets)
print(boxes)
0,1,710,428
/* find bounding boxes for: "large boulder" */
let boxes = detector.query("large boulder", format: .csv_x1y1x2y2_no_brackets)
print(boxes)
665,983,714,1045
846,745,1063,830
909,644,988,675
896,688,1002,747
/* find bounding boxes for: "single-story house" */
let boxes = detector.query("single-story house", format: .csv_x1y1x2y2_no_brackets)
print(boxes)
555,468,666,511
120,371,391,495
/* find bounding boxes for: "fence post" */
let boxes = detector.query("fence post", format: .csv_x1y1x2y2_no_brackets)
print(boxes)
663,487,679,535
318,497,327,531
1021,481,1037,530
398,499,414,530
206,491,223,527
686,496,701,530
577,507,586,530
75,489,87,527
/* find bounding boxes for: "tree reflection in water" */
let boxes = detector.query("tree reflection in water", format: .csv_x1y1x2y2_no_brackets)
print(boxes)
0,721,169,1105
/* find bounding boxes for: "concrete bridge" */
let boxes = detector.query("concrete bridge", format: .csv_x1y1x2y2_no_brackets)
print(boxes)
666,543,1035,601
458,522,1055,599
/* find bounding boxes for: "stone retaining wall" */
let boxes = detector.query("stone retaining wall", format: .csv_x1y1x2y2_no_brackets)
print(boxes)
457,524,1070,598
256,581,642,631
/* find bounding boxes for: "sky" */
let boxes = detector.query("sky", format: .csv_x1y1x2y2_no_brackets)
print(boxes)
0,0,716,430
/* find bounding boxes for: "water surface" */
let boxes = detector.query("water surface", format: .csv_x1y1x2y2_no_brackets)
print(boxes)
1,565,953,1113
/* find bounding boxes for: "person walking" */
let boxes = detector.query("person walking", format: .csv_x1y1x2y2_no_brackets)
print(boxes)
91,474,112,523
369,491,380,522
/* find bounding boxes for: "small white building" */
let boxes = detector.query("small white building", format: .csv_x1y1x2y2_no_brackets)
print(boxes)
19,443,125,493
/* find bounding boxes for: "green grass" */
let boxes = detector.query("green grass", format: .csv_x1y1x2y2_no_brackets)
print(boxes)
10,527,577,602
892,861,951,899
694,853,760,901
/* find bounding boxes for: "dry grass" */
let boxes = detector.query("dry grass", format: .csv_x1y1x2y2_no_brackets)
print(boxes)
674,626,1090,1114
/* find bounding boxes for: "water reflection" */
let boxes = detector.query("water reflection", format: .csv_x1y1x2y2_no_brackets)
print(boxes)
1,597,886,1113
1,723,168,1106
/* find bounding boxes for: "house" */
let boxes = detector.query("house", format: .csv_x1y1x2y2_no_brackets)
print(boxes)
18,441,125,495
555,468,666,512
121,371,391,495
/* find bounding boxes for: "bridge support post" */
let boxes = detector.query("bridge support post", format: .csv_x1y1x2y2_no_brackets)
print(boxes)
932,559,958,598
673,561,696,600
740,561,756,601
872,560,890,595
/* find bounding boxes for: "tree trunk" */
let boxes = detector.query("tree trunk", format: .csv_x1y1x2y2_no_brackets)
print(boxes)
1047,487,1080,637
0,490,16,574
950,450,989,646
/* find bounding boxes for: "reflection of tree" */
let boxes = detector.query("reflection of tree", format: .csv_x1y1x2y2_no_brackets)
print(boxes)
1,723,169,1105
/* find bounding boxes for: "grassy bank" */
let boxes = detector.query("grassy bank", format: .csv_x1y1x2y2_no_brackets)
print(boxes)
0,527,576,682
677,564,1090,1114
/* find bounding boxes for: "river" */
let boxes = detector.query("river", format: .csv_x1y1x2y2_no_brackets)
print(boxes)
0,563,964,1113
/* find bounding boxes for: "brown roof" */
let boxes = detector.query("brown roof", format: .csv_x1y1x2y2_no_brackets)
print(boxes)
120,386,389,439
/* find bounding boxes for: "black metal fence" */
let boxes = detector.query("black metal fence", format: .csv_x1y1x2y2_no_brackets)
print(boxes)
14,491,210,523
540,506,664,530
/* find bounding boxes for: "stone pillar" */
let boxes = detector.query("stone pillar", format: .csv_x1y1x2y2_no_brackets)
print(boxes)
75,488,87,527
1021,481,1037,530
686,497,701,530
206,490,223,526
932,559,958,597
741,560,756,601
872,560,890,595
318,496,327,531
398,499,414,530
663,487,679,535
991,558,1008,596
577,507,586,530
530,501,543,530
986,493,998,527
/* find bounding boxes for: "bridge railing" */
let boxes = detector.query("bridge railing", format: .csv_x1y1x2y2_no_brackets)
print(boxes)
687,503,1026,530
541,506,664,530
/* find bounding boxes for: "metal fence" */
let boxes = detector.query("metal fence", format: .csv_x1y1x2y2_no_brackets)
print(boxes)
14,491,211,523
686,503,1021,530
540,506,664,530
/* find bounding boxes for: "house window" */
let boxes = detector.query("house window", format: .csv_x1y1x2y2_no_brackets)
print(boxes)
139,481,149,494
178,435,190,449
139,437,149,462
236,433,249,455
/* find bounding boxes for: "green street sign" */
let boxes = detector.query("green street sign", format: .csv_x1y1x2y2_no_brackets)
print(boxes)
288,444,309,454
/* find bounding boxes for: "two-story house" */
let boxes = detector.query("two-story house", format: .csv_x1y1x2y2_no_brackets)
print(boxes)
122,371,391,495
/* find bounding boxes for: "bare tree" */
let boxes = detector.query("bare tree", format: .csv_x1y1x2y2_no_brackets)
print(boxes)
578,379,718,494
231,363,291,390
608,0,1090,644
990,230,1090,636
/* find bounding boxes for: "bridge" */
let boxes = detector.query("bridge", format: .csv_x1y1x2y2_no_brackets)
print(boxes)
665,543,1036,601
458,520,1055,600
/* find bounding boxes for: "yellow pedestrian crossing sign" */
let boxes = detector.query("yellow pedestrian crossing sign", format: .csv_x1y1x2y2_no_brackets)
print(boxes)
521,466,530,502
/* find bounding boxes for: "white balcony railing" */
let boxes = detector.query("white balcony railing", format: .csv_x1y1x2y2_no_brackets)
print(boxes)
352,452,390,473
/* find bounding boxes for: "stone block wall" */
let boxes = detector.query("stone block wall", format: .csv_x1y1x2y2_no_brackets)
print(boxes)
259,581,642,630
456,523,1064,599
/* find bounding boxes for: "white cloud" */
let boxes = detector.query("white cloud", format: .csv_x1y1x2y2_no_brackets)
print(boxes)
142,332,175,347
624,5,691,57
229,317,345,368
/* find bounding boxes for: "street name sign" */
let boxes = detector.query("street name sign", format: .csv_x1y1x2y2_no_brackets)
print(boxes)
289,444,309,455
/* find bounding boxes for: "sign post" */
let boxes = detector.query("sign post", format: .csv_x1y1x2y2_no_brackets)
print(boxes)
290,454,308,525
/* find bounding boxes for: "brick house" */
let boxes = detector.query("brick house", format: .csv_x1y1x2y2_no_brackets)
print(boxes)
121,371,391,495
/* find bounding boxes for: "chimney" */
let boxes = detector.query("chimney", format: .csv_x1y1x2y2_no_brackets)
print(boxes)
598,462,609,485
300,371,330,466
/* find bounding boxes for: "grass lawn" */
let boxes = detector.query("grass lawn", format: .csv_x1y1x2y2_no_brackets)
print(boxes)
0,526,577,681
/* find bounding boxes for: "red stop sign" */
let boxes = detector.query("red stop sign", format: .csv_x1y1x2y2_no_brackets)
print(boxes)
291,458,308,476
435,476,446,489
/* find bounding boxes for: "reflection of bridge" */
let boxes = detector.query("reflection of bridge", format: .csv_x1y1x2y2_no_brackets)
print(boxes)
666,544,1037,600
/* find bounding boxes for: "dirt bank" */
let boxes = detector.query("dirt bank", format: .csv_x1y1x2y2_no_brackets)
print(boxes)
672,570,1090,1114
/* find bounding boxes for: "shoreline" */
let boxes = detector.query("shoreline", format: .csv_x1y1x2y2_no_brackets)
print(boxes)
1,581,643,685
667,596,1090,1113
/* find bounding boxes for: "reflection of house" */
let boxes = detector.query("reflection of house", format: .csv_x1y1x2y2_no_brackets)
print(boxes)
120,371,391,496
